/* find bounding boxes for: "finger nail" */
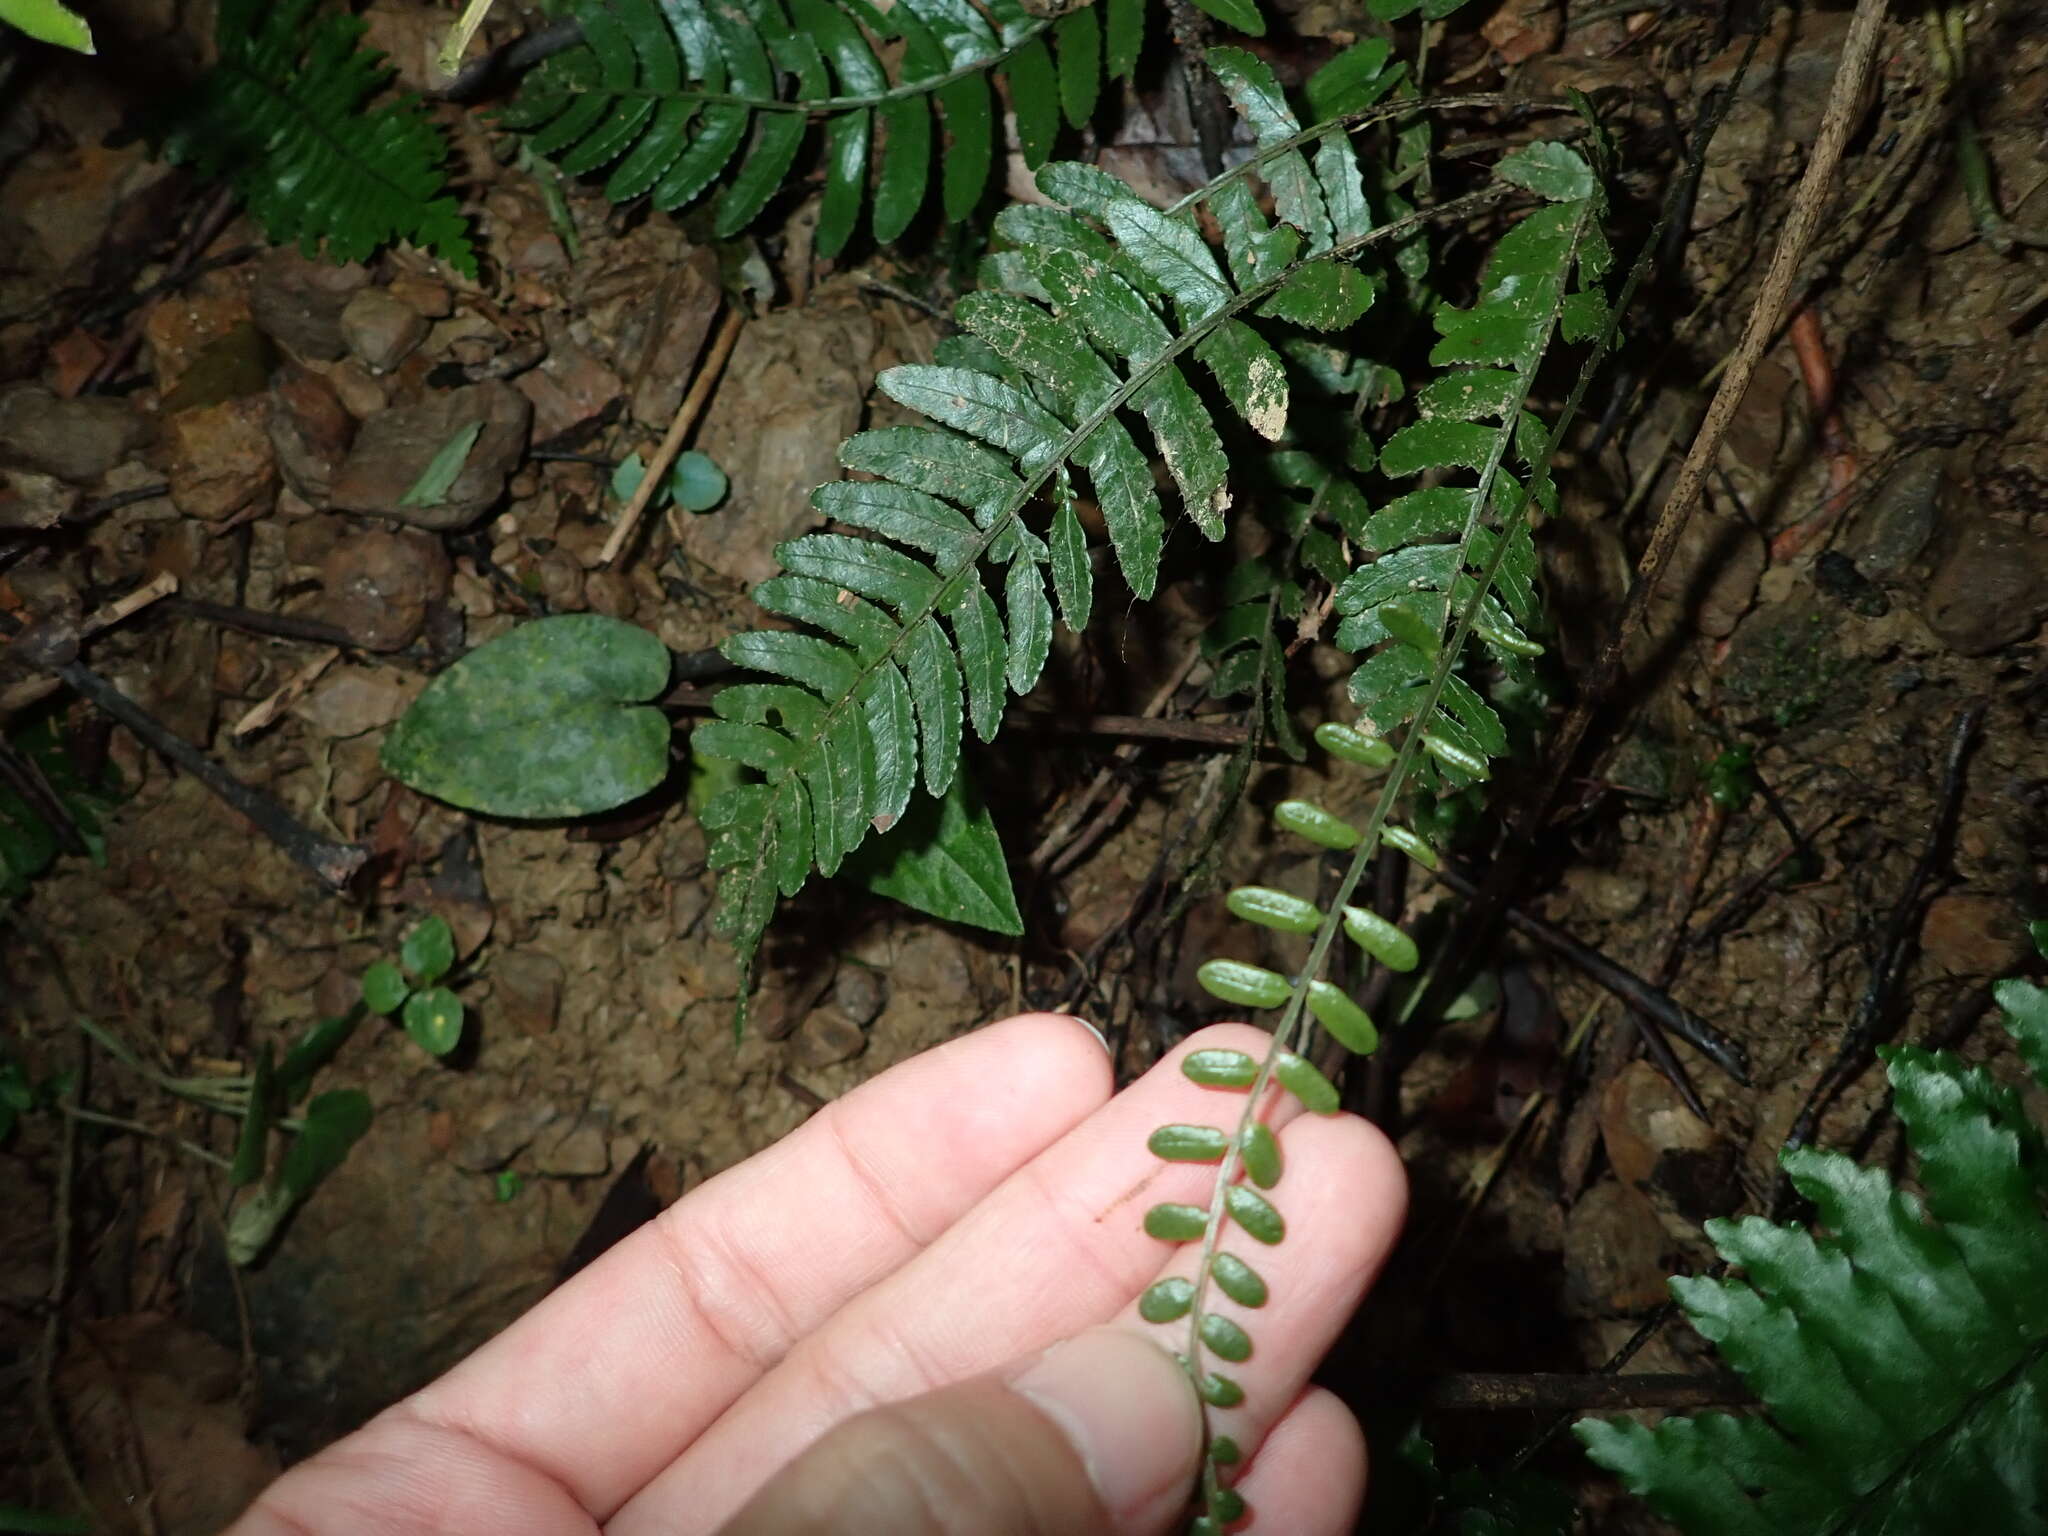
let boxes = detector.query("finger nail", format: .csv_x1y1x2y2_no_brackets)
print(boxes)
1064,1015,1113,1057
1012,1328,1203,1521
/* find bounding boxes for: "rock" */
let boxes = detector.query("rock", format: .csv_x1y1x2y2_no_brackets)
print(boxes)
293,666,421,738
1922,518,2048,656
318,528,451,651
389,274,452,319
1600,1060,1721,1193
0,384,146,483
583,248,723,428
341,289,429,374
832,964,888,1027
145,285,261,400
489,949,564,1036
793,1007,867,1067
1560,867,1647,922
327,360,389,420
453,1101,557,1172
537,1113,612,1177
1720,598,1858,729
251,248,370,362
163,396,277,523
159,321,275,413
329,382,533,530
684,286,878,588
268,365,357,503
11,141,175,272
1850,453,1941,577
0,468,80,530
1562,1178,1673,1317
1920,892,2030,976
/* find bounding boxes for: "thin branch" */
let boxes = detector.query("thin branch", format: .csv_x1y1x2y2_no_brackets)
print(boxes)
1430,864,1749,1085
1772,700,1987,1214
55,659,367,892
1426,1371,1751,1412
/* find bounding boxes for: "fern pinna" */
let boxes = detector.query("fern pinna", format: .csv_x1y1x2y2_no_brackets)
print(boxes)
1146,147,1609,1532
153,0,476,276
497,0,1169,256
1579,970,2048,1534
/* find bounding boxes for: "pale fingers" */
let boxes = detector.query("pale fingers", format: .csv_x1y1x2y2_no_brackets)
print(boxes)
1220,1385,1370,1536
610,1024,1395,1534
392,1013,1114,1522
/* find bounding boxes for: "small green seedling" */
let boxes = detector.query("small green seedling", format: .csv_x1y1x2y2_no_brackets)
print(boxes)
611,448,729,514
361,915,466,1056
493,1170,525,1202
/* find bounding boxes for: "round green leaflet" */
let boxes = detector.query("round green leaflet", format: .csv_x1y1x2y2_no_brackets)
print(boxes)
1238,1122,1282,1188
1139,1277,1196,1322
1314,719,1395,769
1274,799,1361,850
1225,886,1322,934
361,960,409,1015
1196,959,1292,1009
1380,823,1440,869
1182,1048,1260,1088
1307,979,1379,1056
1343,904,1418,971
1144,1203,1209,1241
400,915,456,984
1148,1124,1231,1162
1210,1252,1268,1307
403,987,465,1056
668,450,729,512
1198,1311,1252,1362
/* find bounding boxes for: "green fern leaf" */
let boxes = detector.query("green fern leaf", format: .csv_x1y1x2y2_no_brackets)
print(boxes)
508,0,1195,249
1578,983,2048,1534
153,0,474,276
697,61,1448,1013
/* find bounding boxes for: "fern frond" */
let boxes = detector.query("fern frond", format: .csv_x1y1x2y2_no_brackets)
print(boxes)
1152,128,1608,1532
697,46,1478,1018
500,0,1150,255
1578,975,2048,1535
154,0,476,277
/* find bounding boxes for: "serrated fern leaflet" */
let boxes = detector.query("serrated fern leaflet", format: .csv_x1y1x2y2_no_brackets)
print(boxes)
1577,975,2048,1535
153,0,476,276
500,0,1152,254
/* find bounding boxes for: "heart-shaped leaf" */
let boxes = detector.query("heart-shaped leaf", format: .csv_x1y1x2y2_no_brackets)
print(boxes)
382,616,673,818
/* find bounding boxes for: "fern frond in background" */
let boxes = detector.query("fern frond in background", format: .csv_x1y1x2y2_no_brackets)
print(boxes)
695,43,1442,1017
1335,142,1607,809
1577,969,2048,1535
153,0,476,277
500,0,1159,256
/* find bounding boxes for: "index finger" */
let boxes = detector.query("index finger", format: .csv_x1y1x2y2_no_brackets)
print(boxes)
399,1013,1114,1520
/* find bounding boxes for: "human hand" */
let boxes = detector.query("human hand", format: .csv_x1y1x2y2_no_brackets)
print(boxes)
225,1014,1406,1536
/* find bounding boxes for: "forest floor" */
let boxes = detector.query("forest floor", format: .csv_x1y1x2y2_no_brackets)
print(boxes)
2,0,2045,1531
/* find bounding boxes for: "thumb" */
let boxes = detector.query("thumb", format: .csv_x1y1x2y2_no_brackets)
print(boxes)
716,1328,1206,1536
